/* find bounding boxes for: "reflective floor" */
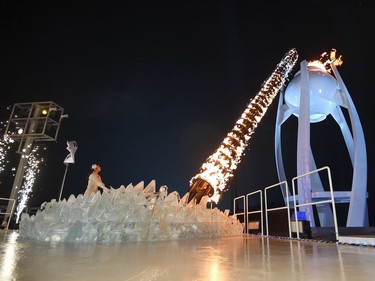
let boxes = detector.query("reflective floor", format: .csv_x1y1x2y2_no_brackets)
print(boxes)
1,230,375,281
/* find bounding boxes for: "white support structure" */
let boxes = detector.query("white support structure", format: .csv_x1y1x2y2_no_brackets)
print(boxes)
330,64,368,226
275,60,368,227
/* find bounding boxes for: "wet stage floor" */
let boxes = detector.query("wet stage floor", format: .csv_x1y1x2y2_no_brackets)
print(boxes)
1,230,374,281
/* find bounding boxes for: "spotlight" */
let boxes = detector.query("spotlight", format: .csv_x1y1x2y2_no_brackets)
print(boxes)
41,107,56,116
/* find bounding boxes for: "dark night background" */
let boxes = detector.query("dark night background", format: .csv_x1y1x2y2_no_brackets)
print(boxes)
1,1,374,226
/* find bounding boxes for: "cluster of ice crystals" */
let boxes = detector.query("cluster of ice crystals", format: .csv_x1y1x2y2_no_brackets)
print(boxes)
19,180,243,242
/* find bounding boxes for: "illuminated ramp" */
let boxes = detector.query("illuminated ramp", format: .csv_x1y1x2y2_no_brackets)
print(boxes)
187,48,298,204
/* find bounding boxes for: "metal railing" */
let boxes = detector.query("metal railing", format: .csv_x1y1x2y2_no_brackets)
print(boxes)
233,166,339,241
0,198,16,230
291,166,339,240
233,195,246,232
264,181,291,238
246,190,263,235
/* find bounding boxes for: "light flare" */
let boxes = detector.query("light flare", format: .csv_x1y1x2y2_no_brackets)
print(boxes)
188,48,299,204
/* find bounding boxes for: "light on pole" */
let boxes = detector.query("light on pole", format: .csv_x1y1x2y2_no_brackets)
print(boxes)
2,101,66,228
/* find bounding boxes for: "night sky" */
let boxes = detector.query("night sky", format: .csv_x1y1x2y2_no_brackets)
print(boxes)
1,1,374,225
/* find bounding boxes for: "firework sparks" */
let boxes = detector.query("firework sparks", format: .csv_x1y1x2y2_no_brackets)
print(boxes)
0,116,15,175
188,48,299,204
0,134,14,174
15,145,43,223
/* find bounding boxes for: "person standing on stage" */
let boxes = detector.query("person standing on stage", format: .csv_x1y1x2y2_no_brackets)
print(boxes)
84,164,109,195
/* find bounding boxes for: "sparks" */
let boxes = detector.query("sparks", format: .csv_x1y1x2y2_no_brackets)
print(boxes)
0,118,15,174
0,134,15,174
15,145,43,223
188,48,299,204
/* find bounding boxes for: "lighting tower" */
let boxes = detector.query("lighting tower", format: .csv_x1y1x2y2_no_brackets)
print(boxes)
2,101,66,227
275,52,368,227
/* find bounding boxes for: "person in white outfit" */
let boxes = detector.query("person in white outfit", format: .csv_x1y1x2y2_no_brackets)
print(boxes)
84,164,109,196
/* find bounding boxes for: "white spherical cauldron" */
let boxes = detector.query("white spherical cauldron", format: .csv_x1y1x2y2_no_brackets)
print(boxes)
284,65,338,123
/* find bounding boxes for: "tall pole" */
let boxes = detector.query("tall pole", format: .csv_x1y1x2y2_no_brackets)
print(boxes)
59,140,78,201
2,103,39,227
58,164,69,201
2,138,33,227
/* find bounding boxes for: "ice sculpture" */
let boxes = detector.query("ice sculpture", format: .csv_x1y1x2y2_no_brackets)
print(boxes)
19,180,243,242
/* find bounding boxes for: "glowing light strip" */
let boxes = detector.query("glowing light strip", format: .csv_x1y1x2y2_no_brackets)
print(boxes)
190,48,299,203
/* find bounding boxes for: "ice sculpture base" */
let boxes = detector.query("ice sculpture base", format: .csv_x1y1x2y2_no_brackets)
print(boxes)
19,181,243,242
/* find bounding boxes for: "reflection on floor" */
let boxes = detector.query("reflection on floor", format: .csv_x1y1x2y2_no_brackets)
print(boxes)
1,229,375,281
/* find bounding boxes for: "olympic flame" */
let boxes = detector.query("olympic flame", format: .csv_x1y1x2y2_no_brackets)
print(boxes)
308,48,343,72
